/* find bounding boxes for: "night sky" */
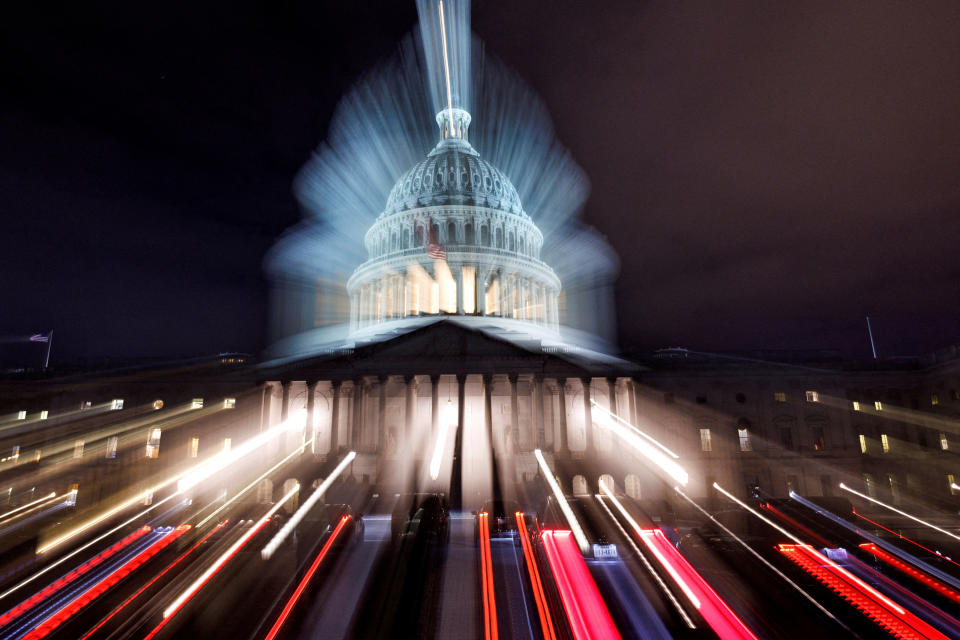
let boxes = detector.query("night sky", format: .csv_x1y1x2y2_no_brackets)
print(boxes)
3,1,959,365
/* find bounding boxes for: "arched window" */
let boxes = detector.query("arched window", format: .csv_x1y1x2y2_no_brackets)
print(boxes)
256,478,273,503
481,225,489,246
464,222,473,244
508,232,515,251
599,474,615,494
495,228,502,249
447,221,457,243
572,474,588,496
625,474,642,499
403,228,410,249
282,478,299,513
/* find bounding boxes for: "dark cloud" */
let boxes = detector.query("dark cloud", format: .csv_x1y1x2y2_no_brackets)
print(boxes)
1,0,958,363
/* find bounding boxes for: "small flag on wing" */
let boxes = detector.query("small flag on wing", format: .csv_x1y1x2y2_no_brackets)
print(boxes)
29,333,50,343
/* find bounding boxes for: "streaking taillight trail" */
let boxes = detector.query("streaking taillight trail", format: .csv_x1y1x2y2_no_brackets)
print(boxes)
540,530,621,640
516,512,556,640
777,543,949,640
858,543,960,607
478,512,498,640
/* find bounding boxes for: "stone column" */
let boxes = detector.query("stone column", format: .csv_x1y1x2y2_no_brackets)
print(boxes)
404,375,418,449
607,378,618,415
557,378,570,456
483,374,495,449
581,377,594,454
451,373,467,509
330,381,342,454
280,381,291,424
509,374,520,455
431,375,440,439
306,380,318,453
476,267,487,316
534,375,546,449
456,265,464,314
351,378,363,449
377,375,388,453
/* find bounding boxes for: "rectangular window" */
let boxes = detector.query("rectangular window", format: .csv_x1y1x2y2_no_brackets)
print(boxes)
11,446,20,463
932,394,940,406
699,428,712,452
40,410,48,420
16,410,26,420
223,398,236,409
852,401,861,411
874,401,883,411
738,428,752,452
859,434,867,454
880,433,890,453
106,436,118,459
887,473,900,504
940,432,950,451
146,428,161,458
73,440,84,459
81,401,92,410
812,426,825,451
223,437,232,453
774,392,787,403
191,398,204,409
153,399,164,410
189,437,199,458
864,473,877,498
111,399,124,410
780,426,793,450
805,390,820,403
949,474,959,495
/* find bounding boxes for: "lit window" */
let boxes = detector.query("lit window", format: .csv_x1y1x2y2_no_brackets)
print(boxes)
887,473,900,504
223,437,232,453
774,392,787,403
949,474,959,495
932,394,940,406
39,410,48,420
940,432,949,451
73,440,84,459
34,450,41,462
223,398,236,409
11,446,20,463
812,426,825,451
874,401,883,411
16,410,26,420
805,390,820,403
191,398,204,409
81,401,92,410
111,399,124,410
106,436,118,459
852,401,861,411
153,399,164,410
146,428,161,458
142,492,154,506
699,428,712,452
737,428,752,452
880,434,890,453
189,437,199,458
863,473,877,498
859,434,867,454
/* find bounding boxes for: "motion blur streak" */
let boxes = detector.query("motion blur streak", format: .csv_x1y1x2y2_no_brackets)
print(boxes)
540,530,621,640
713,483,803,544
263,515,351,640
859,543,960,606
196,440,309,529
590,405,687,486
0,526,151,629
589,400,680,459
261,451,355,559
515,512,556,640
595,489,696,629
0,492,56,522
534,449,589,553
777,544,949,640
789,491,960,592
672,486,843,626
20,525,190,640
638,528,758,640
478,512,498,640
77,523,226,640
158,484,300,626
839,482,960,543
851,509,960,571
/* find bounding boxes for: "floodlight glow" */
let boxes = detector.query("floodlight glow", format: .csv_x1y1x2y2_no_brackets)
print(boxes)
429,400,454,480
590,400,680,459
261,451,356,559
839,482,960,543
534,449,589,554
162,484,299,621
591,407,688,486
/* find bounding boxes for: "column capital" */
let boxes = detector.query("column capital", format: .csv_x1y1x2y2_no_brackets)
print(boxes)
508,373,519,384
456,373,468,384
378,374,389,385
430,374,441,385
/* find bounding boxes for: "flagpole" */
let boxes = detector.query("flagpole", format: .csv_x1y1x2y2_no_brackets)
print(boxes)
43,330,53,370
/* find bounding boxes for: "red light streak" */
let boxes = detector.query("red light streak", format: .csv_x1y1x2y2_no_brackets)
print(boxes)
636,528,757,640
478,512,499,640
0,526,151,629
777,543,949,640
853,509,960,571
77,522,226,640
858,543,960,607
540,530,621,640
263,515,351,640
761,503,831,548
516,512,556,640
144,518,271,640
19,526,190,640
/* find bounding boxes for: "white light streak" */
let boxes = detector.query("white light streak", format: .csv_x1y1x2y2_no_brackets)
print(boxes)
839,482,960,543
164,484,300,619
261,451,356,560
429,400,455,480
590,400,680,459
591,405,688,486
534,449,589,554
437,0,455,135
0,491,56,522
712,482,803,544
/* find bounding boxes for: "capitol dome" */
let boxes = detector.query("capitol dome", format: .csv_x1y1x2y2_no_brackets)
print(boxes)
384,110,524,216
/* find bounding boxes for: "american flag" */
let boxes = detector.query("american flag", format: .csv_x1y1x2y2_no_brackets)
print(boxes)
29,333,50,343
426,243,447,260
